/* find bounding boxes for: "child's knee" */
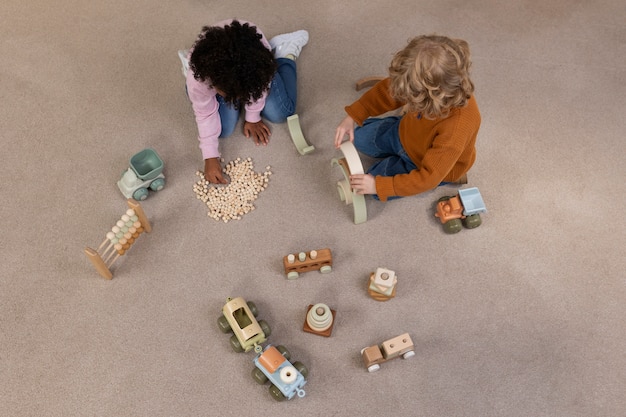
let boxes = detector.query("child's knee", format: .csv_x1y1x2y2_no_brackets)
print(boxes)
219,125,236,138
264,113,288,124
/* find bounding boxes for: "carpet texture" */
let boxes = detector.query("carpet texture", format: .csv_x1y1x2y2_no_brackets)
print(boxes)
1,1,625,416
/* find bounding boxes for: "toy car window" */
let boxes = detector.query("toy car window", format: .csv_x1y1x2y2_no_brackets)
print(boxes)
233,307,252,329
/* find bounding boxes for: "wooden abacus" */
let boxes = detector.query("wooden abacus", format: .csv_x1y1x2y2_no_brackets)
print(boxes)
84,199,151,280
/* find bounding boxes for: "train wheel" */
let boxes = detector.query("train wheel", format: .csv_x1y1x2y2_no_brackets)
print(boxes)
251,367,268,385
217,315,231,333
293,361,309,379
269,384,287,402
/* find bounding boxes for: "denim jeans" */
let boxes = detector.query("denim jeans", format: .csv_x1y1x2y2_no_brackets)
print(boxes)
218,58,297,138
353,116,452,200
354,116,417,176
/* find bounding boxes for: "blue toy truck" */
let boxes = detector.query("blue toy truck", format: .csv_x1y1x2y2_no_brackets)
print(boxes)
252,344,308,401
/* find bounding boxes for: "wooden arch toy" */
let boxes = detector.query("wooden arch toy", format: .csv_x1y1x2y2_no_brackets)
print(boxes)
287,114,315,155
84,199,151,279
331,141,367,224
355,76,385,91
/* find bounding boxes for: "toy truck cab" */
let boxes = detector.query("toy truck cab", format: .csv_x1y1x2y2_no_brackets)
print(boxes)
435,187,487,234
252,344,308,401
117,148,165,201
218,297,271,353
361,333,415,372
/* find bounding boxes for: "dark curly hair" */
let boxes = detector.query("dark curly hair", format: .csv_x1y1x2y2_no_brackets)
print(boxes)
189,20,277,107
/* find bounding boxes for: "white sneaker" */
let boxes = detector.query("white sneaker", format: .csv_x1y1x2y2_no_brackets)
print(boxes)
269,30,309,59
178,49,190,77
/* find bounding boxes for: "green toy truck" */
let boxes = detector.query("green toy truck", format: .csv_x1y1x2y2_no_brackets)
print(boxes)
117,148,165,201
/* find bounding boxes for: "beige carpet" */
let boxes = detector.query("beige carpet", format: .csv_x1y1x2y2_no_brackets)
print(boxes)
2,0,625,416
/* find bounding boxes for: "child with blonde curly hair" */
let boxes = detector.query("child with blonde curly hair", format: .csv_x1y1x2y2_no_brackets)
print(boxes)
334,35,481,201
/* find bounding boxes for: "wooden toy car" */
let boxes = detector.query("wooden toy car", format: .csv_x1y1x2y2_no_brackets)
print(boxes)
218,297,271,353
361,333,415,372
435,187,487,234
117,148,165,201
283,248,332,279
252,344,308,401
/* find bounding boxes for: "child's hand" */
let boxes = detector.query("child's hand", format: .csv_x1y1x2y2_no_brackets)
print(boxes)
349,174,376,195
334,115,355,148
244,121,271,146
204,157,229,184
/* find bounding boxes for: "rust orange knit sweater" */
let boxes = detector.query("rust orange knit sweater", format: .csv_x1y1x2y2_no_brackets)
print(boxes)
345,78,481,201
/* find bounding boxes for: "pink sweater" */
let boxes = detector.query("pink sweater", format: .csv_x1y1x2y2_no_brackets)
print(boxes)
186,19,271,159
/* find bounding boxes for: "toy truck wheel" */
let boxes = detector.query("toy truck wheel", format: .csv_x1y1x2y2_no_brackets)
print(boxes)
217,315,231,333
443,218,463,234
292,361,309,379
132,188,149,201
287,271,300,280
367,364,381,373
276,345,291,361
252,367,268,385
402,350,416,359
247,301,259,317
463,213,482,229
149,178,165,191
259,319,271,338
320,265,332,274
269,384,287,402
229,334,244,353
438,196,452,202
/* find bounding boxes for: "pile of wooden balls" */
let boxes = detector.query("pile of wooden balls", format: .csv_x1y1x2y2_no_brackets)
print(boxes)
193,157,272,222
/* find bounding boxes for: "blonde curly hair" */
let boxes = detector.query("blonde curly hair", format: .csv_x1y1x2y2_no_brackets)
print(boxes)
388,35,474,119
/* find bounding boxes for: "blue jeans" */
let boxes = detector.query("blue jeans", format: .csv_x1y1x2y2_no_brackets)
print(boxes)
218,58,297,138
353,116,417,200
354,116,417,176
354,116,452,200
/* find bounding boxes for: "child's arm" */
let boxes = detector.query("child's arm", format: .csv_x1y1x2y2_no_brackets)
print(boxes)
243,90,270,145
345,78,403,124
187,72,222,160
334,115,355,147
243,121,271,145
204,158,228,184
349,174,376,195
186,71,225,183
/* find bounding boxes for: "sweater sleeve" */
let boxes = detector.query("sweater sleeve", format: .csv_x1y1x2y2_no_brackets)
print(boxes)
374,135,465,201
344,78,403,125
374,104,480,201
243,90,268,123
186,67,221,160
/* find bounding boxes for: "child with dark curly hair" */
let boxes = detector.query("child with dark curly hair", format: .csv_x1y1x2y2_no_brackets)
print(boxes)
334,35,481,201
179,19,309,183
